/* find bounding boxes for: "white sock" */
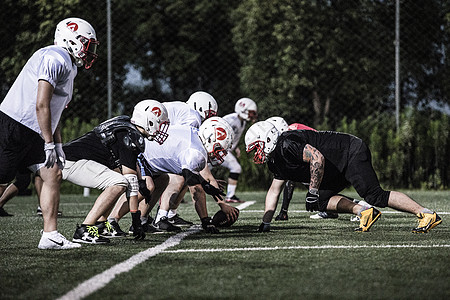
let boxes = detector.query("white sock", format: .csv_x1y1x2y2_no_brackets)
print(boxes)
155,209,168,223
226,184,237,198
167,209,177,219
140,216,148,225
42,230,58,237
421,208,433,214
107,217,117,224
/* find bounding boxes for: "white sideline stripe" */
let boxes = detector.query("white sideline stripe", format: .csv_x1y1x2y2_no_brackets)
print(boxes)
235,201,255,210
243,210,450,215
163,244,450,253
57,227,201,300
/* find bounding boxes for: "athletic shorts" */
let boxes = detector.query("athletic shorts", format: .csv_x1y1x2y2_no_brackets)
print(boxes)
220,152,242,174
0,111,45,183
62,160,128,190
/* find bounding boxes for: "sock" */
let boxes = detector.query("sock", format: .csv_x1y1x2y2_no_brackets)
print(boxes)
421,208,433,214
226,184,237,199
108,217,117,224
42,230,58,237
155,209,168,223
167,209,177,219
140,216,148,225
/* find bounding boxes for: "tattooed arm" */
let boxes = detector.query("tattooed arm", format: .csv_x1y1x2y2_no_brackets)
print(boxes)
302,144,325,191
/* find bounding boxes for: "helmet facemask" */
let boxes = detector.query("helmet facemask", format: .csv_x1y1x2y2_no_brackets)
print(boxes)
151,120,170,145
208,142,228,166
246,140,267,164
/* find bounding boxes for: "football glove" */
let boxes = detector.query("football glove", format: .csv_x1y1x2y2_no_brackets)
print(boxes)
44,142,57,168
201,217,220,234
131,211,145,240
138,179,152,204
55,143,66,170
258,222,271,232
305,190,320,212
201,181,225,202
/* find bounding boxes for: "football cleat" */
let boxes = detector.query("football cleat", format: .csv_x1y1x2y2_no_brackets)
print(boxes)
153,216,182,232
355,207,381,232
275,209,288,221
0,207,13,217
97,221,127,238
129,222,163,234
72,224,110,244
310,212,339,219
38,231,81,250
412,212,442,233
225,195,245,203
168,214,193,226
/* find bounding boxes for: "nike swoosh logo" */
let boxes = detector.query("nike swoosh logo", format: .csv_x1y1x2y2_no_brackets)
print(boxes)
48,238,64,246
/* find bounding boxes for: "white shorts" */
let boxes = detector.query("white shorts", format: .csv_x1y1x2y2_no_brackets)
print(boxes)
220,153,242,174
62,160,128,190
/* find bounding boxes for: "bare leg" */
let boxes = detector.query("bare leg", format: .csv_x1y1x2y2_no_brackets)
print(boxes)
387,191,424,214
82,185,126,225
326,195,365,215
38,166,62,232
0,183,19,207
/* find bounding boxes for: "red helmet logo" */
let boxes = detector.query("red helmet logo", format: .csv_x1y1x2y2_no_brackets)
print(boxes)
67,22,79,32
151,107,162,117
216,127,227,140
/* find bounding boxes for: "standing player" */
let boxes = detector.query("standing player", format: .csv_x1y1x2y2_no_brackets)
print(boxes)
245,121,442,233
221,98,258,203
0,17,99,249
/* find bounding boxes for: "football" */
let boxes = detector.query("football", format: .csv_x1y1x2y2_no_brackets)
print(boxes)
211,208,239,227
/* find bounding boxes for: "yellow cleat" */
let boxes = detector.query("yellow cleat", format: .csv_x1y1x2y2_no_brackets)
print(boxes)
355,207,381,232
412,212,442,233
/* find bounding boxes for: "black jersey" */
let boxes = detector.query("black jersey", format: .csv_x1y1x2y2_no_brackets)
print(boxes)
63,126,143,171
267,130,361,190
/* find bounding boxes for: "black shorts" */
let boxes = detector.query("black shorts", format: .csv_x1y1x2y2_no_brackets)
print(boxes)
0,111,45,183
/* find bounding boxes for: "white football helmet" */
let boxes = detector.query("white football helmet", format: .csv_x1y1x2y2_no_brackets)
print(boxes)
235,97,258,121
186,91,218,121
198,116,234,166
266,116,289,133
54,17,99,69
131,100,170,144
245,121,280,164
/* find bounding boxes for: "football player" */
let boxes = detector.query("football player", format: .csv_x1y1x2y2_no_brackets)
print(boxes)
109,117,238,234
245,121,442,233
57,100,169,243
219,98,258,203
0,17,99,249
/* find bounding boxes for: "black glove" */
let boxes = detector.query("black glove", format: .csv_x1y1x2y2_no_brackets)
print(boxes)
138,179,152,204
258,222,271,232
305,190,320,212
201,217,220,234
201,181,225,202
131,211,146,240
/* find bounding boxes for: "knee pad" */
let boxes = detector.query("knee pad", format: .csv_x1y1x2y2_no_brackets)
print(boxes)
229,172,240,181
364,188,390,208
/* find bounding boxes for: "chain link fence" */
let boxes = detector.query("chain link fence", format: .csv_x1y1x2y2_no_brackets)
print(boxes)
1,0,449,189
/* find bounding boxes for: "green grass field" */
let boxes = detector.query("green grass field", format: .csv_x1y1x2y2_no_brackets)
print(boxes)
0,190,449,300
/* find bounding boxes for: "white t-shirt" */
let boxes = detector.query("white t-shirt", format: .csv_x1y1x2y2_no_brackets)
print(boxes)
163,101,202,129
142,124,207,175
0,45,77,135
223,112,246,151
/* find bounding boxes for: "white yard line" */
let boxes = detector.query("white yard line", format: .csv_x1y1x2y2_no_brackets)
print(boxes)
163,244,450,253
243,210,450,215
57,227,200,300
57,201,256,300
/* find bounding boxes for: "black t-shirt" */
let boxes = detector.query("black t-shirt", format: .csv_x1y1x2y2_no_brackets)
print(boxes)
268,130,358,190
63,130,141,171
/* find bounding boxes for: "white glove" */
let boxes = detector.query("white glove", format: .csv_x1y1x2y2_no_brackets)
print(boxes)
55,143,66,169
44,142,57,168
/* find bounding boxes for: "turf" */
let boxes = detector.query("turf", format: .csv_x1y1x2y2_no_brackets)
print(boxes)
0,190,449,299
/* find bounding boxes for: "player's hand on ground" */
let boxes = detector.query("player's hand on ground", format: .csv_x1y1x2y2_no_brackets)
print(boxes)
305,190,320,212
131,211,146,240
201,217,220,234
258,222,270,232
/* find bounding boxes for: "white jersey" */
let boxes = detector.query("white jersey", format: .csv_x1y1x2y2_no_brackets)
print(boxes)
142,124,207,175
163,101,202,129
223,112,246,151
0,45,77,135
